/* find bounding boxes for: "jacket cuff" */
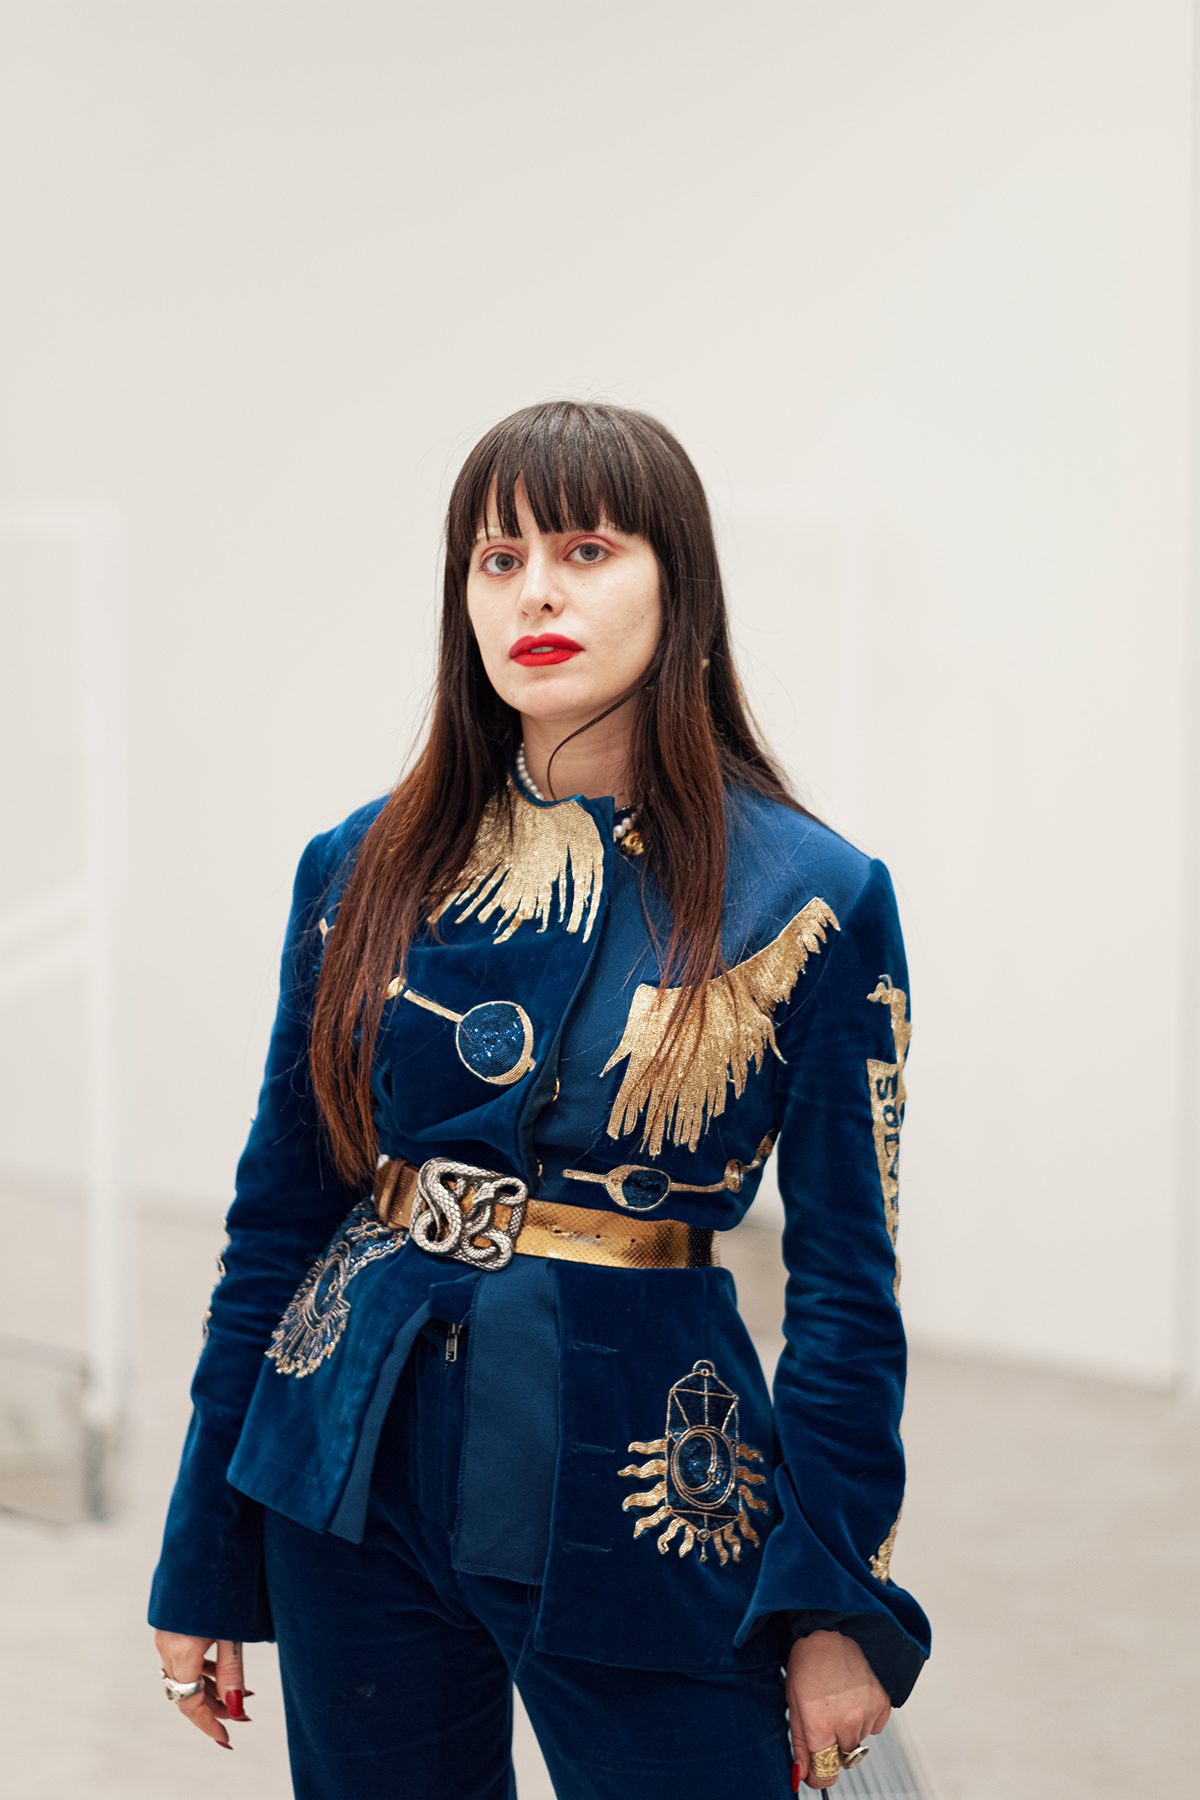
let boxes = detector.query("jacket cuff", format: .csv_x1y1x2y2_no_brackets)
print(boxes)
734,1461,935,1699
783,1608,929,1708
147,1409,276,1643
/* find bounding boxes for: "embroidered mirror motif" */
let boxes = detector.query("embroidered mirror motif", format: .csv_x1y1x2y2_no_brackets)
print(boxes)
618,1358,770,1564
562,1130,780,1213
266,1199,406,1378
320,916,538,1087
384,980,537,1085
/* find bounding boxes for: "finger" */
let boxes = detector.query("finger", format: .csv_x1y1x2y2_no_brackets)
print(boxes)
160,1637,209,1683
801,1738,842,1790
213,1639,250,1720
200,1657,254,1686
201,1676,234,1718
785,1698,807,1786
158,1637,233,1748
200,1660,255,1701
200,1655,248,1722
788,1707,833,1789
789,1700,842,1789
805,1727,872,1791
815,1724,874,1789
789,1735,809,1789
174,1682,233,1749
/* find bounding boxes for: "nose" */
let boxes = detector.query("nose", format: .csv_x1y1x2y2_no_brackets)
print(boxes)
515,546,565,619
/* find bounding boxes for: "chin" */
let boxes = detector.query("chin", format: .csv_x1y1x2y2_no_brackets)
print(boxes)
505,678,600,717
523,695,620,726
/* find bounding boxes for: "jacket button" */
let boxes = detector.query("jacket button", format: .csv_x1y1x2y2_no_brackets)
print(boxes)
551,1077,560,1102
536,1159,544,1181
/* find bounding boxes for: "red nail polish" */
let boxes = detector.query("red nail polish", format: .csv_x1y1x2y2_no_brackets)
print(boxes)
791,1760,802,1792
225,1689,246,1720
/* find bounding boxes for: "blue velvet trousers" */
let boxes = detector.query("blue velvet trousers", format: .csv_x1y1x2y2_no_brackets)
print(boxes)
261,1309,795,1800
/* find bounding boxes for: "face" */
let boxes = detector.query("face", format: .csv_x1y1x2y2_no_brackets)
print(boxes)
465,476,662,730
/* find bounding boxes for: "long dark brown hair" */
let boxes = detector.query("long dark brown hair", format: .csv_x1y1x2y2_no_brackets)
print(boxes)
310,399,830,1190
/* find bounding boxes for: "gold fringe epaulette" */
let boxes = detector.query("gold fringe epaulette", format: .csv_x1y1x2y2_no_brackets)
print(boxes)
428,777,605,944
603,895,840,1155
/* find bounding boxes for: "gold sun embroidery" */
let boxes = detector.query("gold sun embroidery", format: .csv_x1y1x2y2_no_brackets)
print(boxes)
618,1359,772,1564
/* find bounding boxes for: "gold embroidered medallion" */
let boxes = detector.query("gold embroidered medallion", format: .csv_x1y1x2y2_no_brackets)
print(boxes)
618,1358,771,1564
266,1199,406,1378
602,897,840,1155
320,916,537,1085
385,979,537,1085
866,975,910,1304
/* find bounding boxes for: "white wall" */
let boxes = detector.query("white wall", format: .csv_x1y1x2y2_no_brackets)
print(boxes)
1,1,1195,1390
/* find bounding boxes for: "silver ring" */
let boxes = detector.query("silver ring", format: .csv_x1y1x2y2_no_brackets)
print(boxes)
161,1669,205,1702
842,1743,870,1767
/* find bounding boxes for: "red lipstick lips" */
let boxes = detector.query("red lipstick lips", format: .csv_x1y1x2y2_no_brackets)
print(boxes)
509,633,583,666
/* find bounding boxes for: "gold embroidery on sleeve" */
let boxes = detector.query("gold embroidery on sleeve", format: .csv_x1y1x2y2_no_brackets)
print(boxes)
870,1501,903,1582
602,898,840,1156
428,776,605,943
866,975,910,1305
618,1359,771,1565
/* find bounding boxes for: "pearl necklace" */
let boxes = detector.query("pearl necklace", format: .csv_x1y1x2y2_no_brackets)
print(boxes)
515,741,642,845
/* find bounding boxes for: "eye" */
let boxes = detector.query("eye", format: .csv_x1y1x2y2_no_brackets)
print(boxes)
478,540,611,575
479,549,520,574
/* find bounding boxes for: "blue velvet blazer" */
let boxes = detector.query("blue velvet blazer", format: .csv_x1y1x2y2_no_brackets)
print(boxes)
147,762,932,1705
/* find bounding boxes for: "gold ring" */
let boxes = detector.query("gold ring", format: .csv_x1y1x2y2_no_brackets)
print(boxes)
809,1744,843,1780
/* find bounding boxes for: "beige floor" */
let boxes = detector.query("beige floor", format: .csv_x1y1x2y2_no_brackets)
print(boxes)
1,1188,1196,1799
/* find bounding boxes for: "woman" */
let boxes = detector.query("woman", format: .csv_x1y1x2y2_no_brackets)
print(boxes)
149,399,932,1798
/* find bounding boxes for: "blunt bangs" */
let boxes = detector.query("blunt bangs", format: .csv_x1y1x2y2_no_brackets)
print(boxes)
447,402,662,569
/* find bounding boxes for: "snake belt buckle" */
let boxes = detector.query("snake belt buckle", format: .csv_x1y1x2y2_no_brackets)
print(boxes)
410,1156,529,1271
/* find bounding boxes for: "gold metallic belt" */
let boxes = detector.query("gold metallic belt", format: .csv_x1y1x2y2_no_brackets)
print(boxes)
373,1155,718,1273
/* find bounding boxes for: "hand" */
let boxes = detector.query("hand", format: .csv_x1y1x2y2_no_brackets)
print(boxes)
785,1629,891,1790
154,1632,254,1750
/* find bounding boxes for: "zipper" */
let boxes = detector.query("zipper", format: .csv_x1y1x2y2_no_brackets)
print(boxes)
443,1320,461,1365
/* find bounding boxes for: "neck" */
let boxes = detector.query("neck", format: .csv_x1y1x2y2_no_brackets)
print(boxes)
518,717,638,808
